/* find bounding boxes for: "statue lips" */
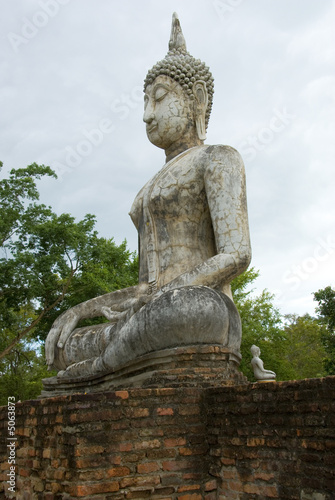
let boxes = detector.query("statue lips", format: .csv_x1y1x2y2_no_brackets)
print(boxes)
147,123,158,134
146,123,159,143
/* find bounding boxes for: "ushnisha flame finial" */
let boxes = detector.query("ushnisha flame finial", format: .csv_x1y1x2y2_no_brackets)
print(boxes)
169,12,187,53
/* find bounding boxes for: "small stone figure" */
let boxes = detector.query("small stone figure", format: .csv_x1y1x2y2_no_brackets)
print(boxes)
250,345,276,381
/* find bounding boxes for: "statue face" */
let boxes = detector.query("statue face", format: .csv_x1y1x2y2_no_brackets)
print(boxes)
143,75,194,150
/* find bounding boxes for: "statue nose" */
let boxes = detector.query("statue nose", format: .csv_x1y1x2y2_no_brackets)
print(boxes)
143,110,154,124
143,99,155,123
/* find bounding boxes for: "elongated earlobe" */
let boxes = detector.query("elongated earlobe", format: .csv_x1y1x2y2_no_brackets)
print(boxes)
193,80,208,141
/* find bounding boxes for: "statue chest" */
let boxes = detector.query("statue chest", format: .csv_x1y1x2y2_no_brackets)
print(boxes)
130,147,208,228
129,147,216,286
145,163,206,221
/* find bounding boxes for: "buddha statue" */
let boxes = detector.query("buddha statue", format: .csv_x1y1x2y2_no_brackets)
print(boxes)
44,13,251,389
250,345,276,381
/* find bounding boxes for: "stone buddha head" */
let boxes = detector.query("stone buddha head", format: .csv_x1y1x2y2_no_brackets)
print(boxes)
143,13,214,160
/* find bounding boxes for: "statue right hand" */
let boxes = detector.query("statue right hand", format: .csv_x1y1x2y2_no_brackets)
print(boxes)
45,307,80,368
45,294,141,368
45,284,151,369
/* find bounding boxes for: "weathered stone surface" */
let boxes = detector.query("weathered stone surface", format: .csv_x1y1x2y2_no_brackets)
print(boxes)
44,12,251,389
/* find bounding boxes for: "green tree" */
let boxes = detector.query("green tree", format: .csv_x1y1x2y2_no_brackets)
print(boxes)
0,162,138,403
232,269,327,382
232,268,286,381
313,286,335,375
0,306,51,403
281,314,327,380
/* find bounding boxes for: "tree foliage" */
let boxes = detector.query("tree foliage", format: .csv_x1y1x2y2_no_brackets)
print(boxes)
232,268,285,381
281,314,327,380
0,306,50,403
232,269,327,382
313,286,335,375
0,162,138,403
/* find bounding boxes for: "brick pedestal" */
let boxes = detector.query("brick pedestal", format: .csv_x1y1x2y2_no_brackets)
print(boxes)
41,345,247,397
1,377,334,499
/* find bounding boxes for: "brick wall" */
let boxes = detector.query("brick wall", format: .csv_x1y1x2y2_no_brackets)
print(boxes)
0,377,334,499
207,377,335,499
1,388,215,499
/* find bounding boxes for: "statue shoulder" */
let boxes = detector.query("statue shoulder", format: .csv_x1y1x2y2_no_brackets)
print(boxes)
202,144,245,174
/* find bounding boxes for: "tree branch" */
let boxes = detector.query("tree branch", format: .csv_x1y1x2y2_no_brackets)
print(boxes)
0,269,76,361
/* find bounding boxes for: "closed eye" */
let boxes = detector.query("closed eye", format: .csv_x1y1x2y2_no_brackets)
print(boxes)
154,86,169,102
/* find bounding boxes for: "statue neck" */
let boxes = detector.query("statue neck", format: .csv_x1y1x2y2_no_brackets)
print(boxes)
165,137,203,163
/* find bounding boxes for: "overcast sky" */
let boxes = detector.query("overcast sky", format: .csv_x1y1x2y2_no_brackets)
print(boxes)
1,0,335,317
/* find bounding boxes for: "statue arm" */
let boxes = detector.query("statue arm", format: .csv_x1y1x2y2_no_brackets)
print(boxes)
63,285,141,319
204,145,251,271
159,145,251,292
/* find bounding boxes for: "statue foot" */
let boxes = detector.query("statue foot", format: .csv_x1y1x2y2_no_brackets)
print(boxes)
57,356,108,380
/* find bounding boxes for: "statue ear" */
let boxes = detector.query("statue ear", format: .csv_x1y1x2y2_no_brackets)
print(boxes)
193,80,208,141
